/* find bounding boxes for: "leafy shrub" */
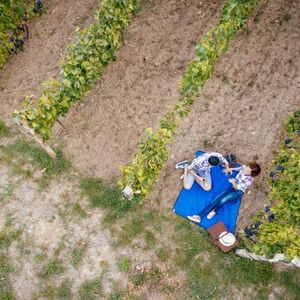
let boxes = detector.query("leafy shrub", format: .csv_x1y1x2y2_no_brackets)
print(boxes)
120,0,259,200
0,0,32,68
250,112,300,259
16,0,138,140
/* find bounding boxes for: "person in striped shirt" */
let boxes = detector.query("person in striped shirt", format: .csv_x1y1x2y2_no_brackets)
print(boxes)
176,152,230,191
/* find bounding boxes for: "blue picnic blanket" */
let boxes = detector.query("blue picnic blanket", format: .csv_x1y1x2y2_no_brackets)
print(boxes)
173,151,242,233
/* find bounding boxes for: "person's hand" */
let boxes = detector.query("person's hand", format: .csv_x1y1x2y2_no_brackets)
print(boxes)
229,178,235,184
223,166,232,175
190,170,205,183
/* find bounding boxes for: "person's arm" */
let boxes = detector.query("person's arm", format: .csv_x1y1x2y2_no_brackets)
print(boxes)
189,169,205,185
188,156,199,170
229,166,243,172
212,152,230,171
229,178,239,190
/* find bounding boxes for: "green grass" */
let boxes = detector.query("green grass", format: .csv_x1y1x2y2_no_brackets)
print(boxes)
17,239,31,256
1,138,70,186
72,202,87,219
155,246,169,262
133,273,146,287
0,227,22,250
111,209,168,248
147,265,163,288
172,218,300,299
10,162,33,179
0,184,14,204
33,253,46,264
80,178,132,220
109,208,300,299
0,120,10,138
77,278,103,300
119,256,131,273
70,244,87,268
38,286,56,299
115,217,145,246
57,281,72,299
37,281,72,300
144,230,156,249
0,216,17,299
38,257,64,279
0,253,14,300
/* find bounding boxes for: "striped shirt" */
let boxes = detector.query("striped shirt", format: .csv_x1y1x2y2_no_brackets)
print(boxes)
188,152,228,174
234,165,253,192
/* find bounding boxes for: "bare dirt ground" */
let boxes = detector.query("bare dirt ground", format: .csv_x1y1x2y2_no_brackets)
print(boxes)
0,142,126,299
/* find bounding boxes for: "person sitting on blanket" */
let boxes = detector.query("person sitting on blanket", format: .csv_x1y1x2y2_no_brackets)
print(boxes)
187,162,261,223
176,152,230,191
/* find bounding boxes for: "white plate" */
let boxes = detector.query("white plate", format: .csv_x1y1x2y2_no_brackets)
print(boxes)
219,232,236,246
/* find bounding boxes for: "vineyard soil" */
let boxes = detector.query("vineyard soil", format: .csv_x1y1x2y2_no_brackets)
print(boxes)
55,0,300,230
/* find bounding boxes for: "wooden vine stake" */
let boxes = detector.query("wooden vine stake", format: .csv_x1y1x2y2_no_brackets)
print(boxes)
14,116,57,159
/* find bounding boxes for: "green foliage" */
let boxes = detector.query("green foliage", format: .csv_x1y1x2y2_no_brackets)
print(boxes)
120,128,172,196
121,0,259,200
0,0,32,68
16,0,138,140
250,112,300,259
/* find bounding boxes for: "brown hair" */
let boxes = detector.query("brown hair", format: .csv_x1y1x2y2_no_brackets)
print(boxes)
248,162,261,177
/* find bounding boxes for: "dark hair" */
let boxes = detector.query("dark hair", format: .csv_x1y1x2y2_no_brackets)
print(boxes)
208,156,220,166
248,162,261,177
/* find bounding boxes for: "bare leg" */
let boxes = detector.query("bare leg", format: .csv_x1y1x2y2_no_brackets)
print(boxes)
189,169,209,191
183,165,193,190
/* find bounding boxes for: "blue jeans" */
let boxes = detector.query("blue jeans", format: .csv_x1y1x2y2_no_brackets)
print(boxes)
198,189,243,218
